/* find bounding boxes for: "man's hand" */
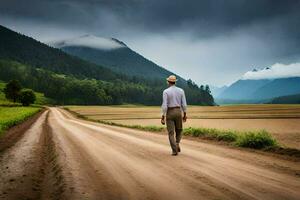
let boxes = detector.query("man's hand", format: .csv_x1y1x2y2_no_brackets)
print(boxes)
161,115,165,125
183,112,187,122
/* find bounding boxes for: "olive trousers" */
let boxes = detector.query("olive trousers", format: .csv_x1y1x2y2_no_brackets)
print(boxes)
166,108,182,152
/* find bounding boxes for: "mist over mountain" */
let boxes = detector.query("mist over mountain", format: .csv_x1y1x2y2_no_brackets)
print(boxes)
242,63,300,80
54,35,127,50
217,63,300,103
53,35,178,81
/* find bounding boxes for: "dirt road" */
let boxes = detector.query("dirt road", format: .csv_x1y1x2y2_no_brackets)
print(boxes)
0,107,300,200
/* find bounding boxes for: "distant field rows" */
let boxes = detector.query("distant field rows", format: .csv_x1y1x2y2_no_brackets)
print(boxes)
66,105,300,150
68,105,300,119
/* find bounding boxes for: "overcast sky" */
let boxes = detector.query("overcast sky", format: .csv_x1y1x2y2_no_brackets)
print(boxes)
1,0,300,86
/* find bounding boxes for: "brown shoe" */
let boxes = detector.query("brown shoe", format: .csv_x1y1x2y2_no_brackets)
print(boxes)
172,151,178,156
176,143,181,152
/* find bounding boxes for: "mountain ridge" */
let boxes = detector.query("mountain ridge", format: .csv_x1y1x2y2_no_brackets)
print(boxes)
217,77,300,102
54,35,183,81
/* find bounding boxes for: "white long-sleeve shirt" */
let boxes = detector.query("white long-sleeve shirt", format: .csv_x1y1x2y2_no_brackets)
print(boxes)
161,85,187,116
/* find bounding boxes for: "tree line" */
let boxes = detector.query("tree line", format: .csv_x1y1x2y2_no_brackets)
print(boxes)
0,60,215,106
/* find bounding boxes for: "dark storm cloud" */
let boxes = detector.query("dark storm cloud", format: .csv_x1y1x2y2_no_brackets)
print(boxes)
1,0,300,85
1,0,299,35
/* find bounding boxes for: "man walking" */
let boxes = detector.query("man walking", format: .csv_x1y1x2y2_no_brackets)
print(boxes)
161,75,187,156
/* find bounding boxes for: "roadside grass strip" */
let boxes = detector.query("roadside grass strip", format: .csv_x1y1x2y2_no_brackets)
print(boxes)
0,106,41,135
97,120,277,149
64,107,279,150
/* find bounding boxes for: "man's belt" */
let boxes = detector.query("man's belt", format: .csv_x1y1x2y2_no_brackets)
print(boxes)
168,106,180,110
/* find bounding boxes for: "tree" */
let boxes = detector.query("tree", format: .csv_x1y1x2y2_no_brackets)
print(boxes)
187,79,199,89
200,85,204,91
4,80,22,102
19,89,36,106
205,85,211,94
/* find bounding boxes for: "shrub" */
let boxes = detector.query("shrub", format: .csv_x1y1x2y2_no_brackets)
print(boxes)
19,89,36,106
216,131,238,142
235,130,277,149
183,127,207,137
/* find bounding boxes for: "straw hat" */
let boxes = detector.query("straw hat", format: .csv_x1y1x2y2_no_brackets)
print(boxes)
166,75,177,82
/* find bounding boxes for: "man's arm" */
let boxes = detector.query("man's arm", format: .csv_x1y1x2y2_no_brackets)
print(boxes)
181,90,187,122
161,91,168,125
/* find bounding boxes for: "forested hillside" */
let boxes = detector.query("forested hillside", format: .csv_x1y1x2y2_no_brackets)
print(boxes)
0,25,214,106
0,25,120,81
0,60,214,105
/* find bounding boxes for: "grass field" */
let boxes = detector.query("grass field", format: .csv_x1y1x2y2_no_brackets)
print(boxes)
0,106,41,136
66,105,300,149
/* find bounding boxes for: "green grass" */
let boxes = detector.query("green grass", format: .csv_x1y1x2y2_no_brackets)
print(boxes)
0,106,41,136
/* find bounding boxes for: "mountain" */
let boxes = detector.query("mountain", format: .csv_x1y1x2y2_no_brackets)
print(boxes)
0,25,121,81
0,25,214,106
270,93,300,104
53,35,178,81
252,77,300,99
218,79,271,100
218,77,300,102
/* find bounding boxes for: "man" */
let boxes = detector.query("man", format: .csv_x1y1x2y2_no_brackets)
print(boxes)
161,75,187,156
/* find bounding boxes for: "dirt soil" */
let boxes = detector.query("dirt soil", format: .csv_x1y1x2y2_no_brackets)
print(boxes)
0,107,300,200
